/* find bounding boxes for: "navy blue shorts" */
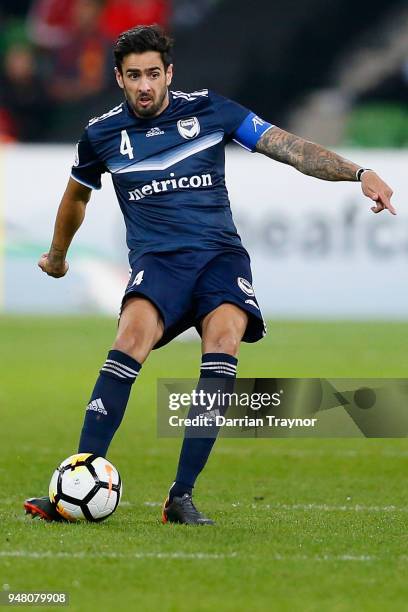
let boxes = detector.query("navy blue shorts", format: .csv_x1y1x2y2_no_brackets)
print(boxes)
121,249,266,349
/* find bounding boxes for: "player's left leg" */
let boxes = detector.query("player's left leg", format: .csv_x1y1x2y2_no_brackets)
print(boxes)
162,304,247,525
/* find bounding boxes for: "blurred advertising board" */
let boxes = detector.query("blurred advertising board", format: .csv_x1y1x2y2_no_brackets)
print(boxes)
2,144,407,318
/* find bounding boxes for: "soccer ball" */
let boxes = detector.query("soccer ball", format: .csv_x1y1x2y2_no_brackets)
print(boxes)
49,453,122,522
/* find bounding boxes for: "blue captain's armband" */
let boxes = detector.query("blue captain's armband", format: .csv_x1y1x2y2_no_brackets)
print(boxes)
232,113,274,152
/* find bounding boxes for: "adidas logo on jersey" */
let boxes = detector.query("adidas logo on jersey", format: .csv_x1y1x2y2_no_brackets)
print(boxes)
86,398,107,415
128,172,213,201
146,127,164,138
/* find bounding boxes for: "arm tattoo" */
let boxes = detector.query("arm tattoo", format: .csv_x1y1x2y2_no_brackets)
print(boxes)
255,127,360,181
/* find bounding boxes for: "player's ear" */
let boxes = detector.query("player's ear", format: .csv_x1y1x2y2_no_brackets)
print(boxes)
166,64,173,87
115,67,124,89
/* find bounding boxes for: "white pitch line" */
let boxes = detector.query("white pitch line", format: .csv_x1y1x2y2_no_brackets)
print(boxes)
4,500,407,513
0,551,404,563
271,554,380,562
248,503,408,513
0,551,237,560
141,501,408,513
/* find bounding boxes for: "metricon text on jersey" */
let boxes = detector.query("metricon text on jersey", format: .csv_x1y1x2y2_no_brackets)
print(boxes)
128,172,213,201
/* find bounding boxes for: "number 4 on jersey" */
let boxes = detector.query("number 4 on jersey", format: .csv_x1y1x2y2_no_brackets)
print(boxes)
132,270,144,286
120,129,134,159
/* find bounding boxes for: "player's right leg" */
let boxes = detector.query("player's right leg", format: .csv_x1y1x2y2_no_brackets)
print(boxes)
24,296,163,521
77,296,163,457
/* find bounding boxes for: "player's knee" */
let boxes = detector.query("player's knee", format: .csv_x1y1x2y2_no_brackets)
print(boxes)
204,332,240,357
113,327,157,363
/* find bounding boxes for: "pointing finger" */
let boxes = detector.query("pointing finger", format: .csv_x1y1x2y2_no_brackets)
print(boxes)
378,193,397,215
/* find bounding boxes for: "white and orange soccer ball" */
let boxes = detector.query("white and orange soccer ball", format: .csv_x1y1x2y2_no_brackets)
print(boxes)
49,453,122,522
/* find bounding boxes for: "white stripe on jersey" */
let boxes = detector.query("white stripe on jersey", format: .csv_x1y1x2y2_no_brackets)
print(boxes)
88,104,124,126
113,131,223,173
171,89,209,101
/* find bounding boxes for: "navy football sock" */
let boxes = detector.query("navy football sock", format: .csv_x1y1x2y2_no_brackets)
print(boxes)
169,353,237,501
78,349,141,457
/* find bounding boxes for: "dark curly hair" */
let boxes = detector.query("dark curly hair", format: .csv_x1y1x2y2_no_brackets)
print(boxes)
114,25,173,73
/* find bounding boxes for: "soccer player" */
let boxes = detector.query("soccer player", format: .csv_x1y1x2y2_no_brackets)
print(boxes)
24,25,395,525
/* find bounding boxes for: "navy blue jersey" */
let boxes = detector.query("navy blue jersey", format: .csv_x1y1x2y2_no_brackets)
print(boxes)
71,89,273,260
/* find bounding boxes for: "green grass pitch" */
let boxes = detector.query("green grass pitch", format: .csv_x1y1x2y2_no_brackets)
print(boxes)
1,317,407,611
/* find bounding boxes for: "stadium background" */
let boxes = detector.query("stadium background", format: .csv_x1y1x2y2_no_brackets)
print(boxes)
1,1,408,611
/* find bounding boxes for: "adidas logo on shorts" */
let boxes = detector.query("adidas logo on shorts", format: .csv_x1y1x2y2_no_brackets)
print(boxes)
86,398,107,415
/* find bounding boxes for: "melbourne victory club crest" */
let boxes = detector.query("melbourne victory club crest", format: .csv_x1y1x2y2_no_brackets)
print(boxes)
237,277,255,297
177,117,201,139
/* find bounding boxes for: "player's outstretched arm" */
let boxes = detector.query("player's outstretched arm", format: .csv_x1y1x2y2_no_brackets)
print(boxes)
255,127,396,215
38,177,92,278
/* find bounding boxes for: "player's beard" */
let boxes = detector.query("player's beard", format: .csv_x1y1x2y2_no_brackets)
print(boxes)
125,84,169,118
